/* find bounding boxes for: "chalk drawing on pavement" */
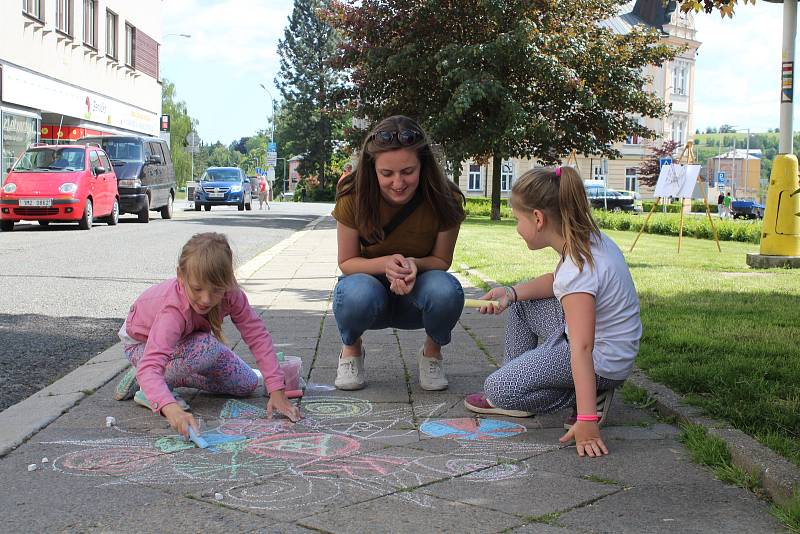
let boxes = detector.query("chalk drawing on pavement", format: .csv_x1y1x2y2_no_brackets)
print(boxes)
419,418,527,441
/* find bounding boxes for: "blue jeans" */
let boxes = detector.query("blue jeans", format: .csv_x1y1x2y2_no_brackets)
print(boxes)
333,270,464,346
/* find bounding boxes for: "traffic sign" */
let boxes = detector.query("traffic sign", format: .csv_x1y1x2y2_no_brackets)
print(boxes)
268,142,277,152
659,157,672,169
266,152,277,166
186,131,200,147
717,172,726,185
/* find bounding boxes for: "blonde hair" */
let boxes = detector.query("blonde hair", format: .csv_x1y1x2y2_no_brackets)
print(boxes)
510,166,600,271
177,232,236,341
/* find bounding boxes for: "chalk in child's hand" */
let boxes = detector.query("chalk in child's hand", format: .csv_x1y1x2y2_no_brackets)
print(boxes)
188,427,209,449
214,492,224,501
105,416,116,427
41,457,49,464
27,464,37,472
463,298,500,309
285,389,304,398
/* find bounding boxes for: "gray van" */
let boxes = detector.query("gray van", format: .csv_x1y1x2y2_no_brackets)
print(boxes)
76,135,176,222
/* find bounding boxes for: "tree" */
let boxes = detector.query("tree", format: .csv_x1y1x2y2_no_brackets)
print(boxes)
637,140,680,187
677,0,756,18
275,0,346,192
327,0,679,219
162,79,198,186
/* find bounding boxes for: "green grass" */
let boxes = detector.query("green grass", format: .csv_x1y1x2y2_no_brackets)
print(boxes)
453,217,800,468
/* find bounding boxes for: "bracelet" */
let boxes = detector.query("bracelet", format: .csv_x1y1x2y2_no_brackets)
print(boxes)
576,414,600,422
508,285,518,303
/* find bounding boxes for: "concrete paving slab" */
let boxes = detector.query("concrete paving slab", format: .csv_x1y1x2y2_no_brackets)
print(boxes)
420,465,619,518
0,392,86,456
307,367,410,403
557,482,784,533
299,492,524,533
510,523,574,533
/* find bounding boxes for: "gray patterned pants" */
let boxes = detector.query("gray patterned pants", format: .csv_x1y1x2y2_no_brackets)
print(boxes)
483,297,624,414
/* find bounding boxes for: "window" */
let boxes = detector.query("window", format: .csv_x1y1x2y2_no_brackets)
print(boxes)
671,119,686,145
22,0,43,20
592,160,607,182
125,23,136,67
672,61,688,96
500,160,514,192
625,168,639,192
106,10,118,59
468,164,482,191
56,0,73,35
83,0,97,49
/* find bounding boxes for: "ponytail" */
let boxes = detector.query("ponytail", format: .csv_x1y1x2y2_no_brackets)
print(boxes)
510,166,600,271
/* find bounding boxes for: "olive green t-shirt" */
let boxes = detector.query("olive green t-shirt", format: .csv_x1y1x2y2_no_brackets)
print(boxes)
332,193,459,259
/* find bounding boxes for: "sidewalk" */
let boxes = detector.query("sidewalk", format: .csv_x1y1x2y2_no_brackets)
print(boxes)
0,216,783,533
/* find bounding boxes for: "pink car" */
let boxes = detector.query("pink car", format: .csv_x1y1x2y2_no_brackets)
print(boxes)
1,144,119,231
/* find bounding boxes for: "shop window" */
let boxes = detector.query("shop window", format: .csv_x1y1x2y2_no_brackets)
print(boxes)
83,0,97,49
1,112,40,184
500,160,513,192
125,23,136,68
56,0,73,35
468,164,482,191
106,10,118,60
22,0,44,20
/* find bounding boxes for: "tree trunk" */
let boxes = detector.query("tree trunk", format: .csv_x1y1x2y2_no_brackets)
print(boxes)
491,153,503,220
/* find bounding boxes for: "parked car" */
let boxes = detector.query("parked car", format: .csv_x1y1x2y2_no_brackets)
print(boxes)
76,134,176,222
584,184,637,212
1,144,119,231
618,189,644,213
730,200,765,219
194,167,253,211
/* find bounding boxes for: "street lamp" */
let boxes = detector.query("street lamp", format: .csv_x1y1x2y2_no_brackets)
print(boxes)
729,126,751,199
258,83,275,143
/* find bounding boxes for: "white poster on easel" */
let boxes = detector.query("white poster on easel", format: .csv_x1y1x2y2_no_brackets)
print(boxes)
654,164,701,199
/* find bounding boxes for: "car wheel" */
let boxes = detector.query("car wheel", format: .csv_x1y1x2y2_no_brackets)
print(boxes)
78,199,93,230
138,196,150,223
203,204,211,211
160,194,174,219
194,203,201,211
107,199,120,226
238,200,245,211
1,220,14,232
38,220,50,227
246,198,252,211
612,206,622,213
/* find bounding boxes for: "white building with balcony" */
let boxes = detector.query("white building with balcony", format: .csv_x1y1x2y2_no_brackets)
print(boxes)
1,0,163,178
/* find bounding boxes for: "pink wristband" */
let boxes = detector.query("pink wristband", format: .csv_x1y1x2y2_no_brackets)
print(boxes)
576,414,600,422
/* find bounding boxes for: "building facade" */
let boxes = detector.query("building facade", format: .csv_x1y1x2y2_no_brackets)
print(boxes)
457,0,701,200
1,0,162,181
706,149,762,201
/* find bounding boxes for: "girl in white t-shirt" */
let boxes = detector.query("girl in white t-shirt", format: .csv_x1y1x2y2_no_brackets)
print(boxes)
464,166,642,457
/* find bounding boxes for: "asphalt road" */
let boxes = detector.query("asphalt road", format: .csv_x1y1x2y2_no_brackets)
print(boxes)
0,201,333,411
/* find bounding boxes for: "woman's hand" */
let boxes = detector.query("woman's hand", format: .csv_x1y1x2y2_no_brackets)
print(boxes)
478,286,514,315
559,421,609,457
389,258,417,295
385,254,412,282
162,403,199,439
267,389,303,422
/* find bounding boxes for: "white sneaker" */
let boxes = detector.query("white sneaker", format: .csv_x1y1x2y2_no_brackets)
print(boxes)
418,346,448,391
335,347,366,390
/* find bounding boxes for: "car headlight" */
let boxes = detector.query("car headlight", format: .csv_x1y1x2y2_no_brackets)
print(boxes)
2,183,16,194
59,183,77,193
230,184,242,193
118,179,141,188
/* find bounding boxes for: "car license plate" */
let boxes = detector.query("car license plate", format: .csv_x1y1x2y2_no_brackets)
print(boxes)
19,198,52,207
208,193,224,198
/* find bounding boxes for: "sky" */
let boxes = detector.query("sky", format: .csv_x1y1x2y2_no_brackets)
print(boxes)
160,0,791,146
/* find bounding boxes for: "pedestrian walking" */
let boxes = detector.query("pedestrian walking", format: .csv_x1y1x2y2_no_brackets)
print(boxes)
717,192,725,219
464,166,642,457
723,191,732,219
113,232,301,438
258,176,270,210
331,115,466,392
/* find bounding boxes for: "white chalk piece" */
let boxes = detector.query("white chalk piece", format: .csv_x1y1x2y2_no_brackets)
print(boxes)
27,464,37,472
41,457,49,464
214,493,224,501
105,416,116,427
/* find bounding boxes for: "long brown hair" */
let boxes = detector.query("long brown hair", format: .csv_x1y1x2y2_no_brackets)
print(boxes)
510,166,600,271
337,115,465,243
177,232,237,342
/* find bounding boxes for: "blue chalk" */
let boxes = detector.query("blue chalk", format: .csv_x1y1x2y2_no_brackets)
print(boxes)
187,427,209,449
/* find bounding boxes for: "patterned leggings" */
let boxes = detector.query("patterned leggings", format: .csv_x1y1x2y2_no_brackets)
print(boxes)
483,297,624,414
124,332,258,396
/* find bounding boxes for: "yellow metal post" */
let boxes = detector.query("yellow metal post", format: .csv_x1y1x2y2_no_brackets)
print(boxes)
759,154,800,256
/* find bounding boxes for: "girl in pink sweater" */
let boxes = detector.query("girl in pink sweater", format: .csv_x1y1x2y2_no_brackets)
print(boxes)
114,232,301,438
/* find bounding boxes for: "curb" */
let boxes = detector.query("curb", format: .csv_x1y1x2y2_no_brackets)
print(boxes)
0,215,329,458
458,263,800,506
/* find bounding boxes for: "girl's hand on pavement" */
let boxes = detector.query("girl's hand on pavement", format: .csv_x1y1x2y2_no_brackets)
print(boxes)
559,421,609,457
267,389,303,422
162,403,199,439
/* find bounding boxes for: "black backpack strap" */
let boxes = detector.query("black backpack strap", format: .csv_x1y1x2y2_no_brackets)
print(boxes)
360,189,424,247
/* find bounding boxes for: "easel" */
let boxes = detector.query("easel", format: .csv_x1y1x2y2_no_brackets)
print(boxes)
564,149,579,168
630,140,721,253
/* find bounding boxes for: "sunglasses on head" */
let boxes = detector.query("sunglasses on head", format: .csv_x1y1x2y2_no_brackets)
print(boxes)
367,129,424,147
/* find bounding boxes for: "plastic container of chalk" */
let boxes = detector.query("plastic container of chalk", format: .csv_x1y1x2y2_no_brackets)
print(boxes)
279,355,303,391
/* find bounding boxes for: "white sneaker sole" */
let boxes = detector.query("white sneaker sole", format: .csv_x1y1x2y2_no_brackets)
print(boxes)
463,399,533,418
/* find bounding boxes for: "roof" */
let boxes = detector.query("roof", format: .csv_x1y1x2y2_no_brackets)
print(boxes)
602,0,677,34
713,149,761,160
